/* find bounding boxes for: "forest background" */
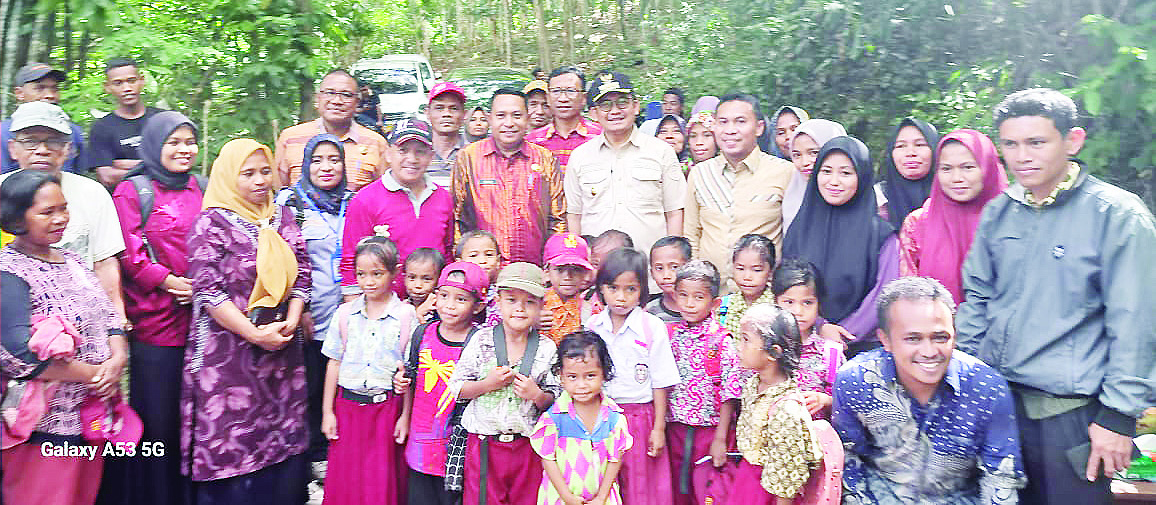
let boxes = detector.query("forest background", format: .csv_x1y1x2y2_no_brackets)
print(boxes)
1,0,1153,208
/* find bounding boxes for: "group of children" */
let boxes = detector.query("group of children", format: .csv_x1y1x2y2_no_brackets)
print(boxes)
320,227,846,505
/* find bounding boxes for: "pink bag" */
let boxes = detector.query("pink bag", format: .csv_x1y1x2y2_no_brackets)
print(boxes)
1,315,83,449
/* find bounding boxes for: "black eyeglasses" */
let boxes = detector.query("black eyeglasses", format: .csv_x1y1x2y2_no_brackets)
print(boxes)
595,97,634,112
11,138,69,152
318,89,357,101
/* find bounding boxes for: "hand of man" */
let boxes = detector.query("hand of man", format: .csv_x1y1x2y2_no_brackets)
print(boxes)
1085,422,1134,481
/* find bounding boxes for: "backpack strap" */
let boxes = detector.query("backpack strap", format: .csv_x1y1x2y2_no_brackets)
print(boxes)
127,175,159,262
193,174,209,193
405,322,431,382
492,324,540,376
824,344,841,389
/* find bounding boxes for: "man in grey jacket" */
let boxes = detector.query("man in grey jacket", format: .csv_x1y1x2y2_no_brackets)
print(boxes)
957,87,1156,504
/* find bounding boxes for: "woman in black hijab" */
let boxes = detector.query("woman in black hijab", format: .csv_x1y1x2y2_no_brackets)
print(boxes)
782,135,900,356
879,117,940,228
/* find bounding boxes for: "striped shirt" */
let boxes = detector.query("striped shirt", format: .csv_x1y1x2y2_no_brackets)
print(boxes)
452,138,565,264
526,118,602,171
274,119,388,191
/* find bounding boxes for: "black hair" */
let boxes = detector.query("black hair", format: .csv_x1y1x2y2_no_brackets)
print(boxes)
674,259,721,298
552,330,615,381
490,88,527,109
405,247,446,272
580,234,596,247
355,236,400,273
104,58,139,75
455,229,501,258
595,247,649,304
993,88,1079,133
663,87,685,105
717,93,765,122
740,304,802,378
877,276,956,333
594,229,634,250
471,106,487,114
771,258,823,299
548,66,587,89
0,170,61,235
650,235,691,263
731,234,775,268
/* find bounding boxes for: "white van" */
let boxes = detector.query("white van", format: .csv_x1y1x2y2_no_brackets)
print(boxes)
351,54,440,123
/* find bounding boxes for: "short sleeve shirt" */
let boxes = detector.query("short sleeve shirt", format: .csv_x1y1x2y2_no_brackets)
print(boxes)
530,391,633,505
667,316,749,426
321,295,417,395
84,107,163,168
0,171,126,268
585,307,680,404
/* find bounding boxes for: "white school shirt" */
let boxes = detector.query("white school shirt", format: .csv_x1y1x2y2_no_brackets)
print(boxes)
586,307,680,404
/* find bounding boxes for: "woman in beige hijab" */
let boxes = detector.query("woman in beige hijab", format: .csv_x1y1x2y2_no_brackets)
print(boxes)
182,139,313,502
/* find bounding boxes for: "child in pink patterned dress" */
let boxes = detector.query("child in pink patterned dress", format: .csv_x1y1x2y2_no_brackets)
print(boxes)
771,259,845,420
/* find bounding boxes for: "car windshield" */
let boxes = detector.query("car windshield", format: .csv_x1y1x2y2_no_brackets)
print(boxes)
356,68,419,94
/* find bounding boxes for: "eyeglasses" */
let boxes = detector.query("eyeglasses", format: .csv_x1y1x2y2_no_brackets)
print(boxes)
11,138,69,152
549,88,582,97
595,97,634,112
318,89,357,101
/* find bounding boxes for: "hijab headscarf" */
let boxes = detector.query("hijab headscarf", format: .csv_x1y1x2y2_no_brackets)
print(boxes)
130,111,198,190
916,129,1008,305
655,114,689,162
881,117,940,228
783,119,847,232
766,105,811,160
782,136,894,322
296,134,351,215
202,139,299,311
690,96,720,116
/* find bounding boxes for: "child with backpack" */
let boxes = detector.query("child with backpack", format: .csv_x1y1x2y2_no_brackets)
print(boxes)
530,331,633,505
585,248,680,505
665,260,748,505
393,261,488,504
771,259,845,419
732,304,832,504
321,236,417,505
447,262,561,505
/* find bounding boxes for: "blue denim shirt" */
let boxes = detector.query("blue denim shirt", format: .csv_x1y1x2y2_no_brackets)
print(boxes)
276,188,346,339
833,348,1025,504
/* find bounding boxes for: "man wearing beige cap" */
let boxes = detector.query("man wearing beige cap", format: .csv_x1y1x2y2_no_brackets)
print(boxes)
523,80,553,130
0,101,126,321
1,62,85,174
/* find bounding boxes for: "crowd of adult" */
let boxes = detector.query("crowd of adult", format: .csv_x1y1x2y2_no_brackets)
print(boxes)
0,57,1153,505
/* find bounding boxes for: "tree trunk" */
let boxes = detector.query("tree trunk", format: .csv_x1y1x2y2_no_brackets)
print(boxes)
76,29,91,79
13,0,34,69
563,0,575,63
500,0,513,66
63,1,72,73
616,0,627,42
532,0,551,70
29,4,51,62
1,0,27,118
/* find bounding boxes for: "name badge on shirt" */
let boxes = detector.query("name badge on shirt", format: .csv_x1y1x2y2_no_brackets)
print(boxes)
480,178,499,185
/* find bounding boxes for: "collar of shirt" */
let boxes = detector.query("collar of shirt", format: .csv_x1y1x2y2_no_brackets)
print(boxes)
434,134,467,161
877,348,963,395
479,137,532,159
350,293,408,321
1023,160,1081,207
314,118,363,144
671,315,726,340
544,118,596,139
379,169,435,204
723,149,762,176
745,375,797,402
588,306,650,337
593,126,646,151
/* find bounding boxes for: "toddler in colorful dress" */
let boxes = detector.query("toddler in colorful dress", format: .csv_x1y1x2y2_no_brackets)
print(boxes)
531,331,633,505
771,259,844,419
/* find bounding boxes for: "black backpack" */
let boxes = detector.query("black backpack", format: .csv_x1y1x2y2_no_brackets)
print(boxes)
128,174,208,261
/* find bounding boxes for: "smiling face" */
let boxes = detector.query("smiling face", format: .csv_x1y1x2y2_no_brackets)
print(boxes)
774,111,801,155
104,65,144,108
732,249,771,302
713,100,764,163
790,133,821,178
936,141,985,203
308,141,344,190
427,94,467,135
498,287,543,334
891,125,934,180
9,126,70,174
560,351,606,404
355,253,396,301
19,182,69,247
592,91,639,137
548,263,589,298
459,235,501,282
674,278,718,325
657,118,686,154
392,139,433,187
878,298,955,403
816,151,858,206
315,73,358,125
489,94,529,152
997,115,1085,201
687,123,717,163
159,125,199,174
599,271,642,318
435,284,483,328
236,150,274,206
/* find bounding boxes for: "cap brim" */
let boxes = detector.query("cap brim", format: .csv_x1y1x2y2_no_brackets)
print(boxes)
430,90,467,103
10,120,71,135
391,133,433,147
547,256,593,271
494,280,546,298
591,88,633,105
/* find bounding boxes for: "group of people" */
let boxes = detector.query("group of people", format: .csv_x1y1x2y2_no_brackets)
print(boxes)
0,56,1153,505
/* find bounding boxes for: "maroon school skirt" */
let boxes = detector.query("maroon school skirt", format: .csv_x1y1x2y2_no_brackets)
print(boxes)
323,392,406,505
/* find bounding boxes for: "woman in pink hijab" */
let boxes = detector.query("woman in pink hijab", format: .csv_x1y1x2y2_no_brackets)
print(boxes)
899,129,1009,304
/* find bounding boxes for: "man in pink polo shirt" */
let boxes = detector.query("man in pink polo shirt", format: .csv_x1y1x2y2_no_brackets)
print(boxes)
526,66,601,172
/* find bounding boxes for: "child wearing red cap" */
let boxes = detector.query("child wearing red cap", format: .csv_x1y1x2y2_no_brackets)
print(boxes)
541,233,595,344
394,261,488,504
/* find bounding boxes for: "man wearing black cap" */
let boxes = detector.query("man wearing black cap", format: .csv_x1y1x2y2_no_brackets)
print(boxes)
1,62,85,174
564,71,686,257
85,58,163,189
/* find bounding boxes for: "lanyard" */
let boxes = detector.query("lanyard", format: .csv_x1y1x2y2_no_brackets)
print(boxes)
294,187,348,284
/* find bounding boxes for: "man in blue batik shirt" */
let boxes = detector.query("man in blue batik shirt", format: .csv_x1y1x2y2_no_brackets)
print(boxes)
833,277,1026,504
